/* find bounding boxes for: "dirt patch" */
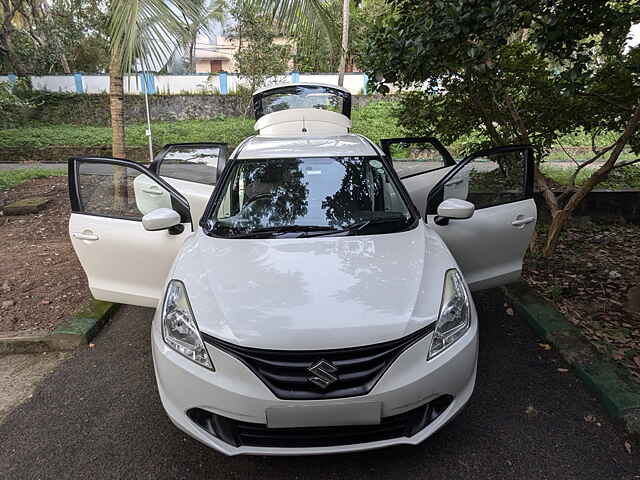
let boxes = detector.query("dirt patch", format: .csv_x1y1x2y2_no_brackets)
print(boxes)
524,219,640,383
0,176,89,334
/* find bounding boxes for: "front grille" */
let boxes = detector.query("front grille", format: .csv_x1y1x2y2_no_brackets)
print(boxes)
187,396,453,448
201,324,435,400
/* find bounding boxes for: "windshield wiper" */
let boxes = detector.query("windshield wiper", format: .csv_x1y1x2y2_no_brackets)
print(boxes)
225,225,340,238
303,215,413,238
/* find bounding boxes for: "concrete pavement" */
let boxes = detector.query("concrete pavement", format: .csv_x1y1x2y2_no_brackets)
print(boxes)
1,290,638,479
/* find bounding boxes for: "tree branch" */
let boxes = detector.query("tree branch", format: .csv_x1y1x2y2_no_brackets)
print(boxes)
504,94,529,144
563,103,640,214
567,143,615,187
556,139,579,167
612,158,640,169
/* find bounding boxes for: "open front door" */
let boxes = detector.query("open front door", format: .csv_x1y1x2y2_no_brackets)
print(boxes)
387,137,458,216
425,145,536,290
149,142,228,222
68,157,193,307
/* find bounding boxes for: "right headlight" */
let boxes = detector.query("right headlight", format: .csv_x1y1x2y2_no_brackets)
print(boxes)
428,269,471,360
161,280,214,370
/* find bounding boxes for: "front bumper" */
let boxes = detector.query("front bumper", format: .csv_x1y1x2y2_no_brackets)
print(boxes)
151,312,478,456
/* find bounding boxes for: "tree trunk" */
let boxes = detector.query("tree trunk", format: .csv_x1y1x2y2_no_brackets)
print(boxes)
60,52,71,74
542,210,569,257
337,0,349,87
109,54,127,210
541,102,640,257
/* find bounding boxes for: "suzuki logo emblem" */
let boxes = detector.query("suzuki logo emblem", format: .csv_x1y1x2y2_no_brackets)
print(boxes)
307,359,338,389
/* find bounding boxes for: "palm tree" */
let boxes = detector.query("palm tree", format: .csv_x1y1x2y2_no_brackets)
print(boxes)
337,0,349,86
108,0,204,160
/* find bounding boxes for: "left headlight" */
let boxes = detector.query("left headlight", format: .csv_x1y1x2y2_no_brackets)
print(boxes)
428,269,471,360
162,280,214,370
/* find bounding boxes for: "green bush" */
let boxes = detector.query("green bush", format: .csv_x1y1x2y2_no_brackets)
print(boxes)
0,100,402,149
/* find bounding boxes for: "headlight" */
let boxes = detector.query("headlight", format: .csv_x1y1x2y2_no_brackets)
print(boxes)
161,280,214,370
428,269,471,359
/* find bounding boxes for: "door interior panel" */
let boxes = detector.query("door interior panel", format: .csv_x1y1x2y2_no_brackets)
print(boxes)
401,166,457,217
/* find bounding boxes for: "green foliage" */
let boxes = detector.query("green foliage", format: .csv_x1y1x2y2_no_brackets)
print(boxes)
350,100,406,143
0,79,38,126
227,2,291,94
0,0,109,74
356,0,640,160
0,101,401,148
542,164,640,190
0,117,255,148
246,0,340,65
292,25,339,72
0,168,66,191
109,0,204,74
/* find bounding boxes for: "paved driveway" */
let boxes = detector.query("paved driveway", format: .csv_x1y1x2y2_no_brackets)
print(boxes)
0,290,638,480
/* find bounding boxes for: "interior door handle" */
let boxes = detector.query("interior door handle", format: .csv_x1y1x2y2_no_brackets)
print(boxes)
512,217,535,227
141,187,163,196
72,232,99,241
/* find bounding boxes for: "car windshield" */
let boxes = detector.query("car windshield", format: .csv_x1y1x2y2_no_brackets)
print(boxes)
209,157,414,238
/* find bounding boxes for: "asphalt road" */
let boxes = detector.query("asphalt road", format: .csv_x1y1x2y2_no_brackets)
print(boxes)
1,290,638,480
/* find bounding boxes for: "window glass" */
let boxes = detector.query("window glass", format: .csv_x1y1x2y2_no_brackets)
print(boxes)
441,150,528,210
257,86,348,118
78,163,172,219
386,141,448,174
157,145,222,185
211,157,413,237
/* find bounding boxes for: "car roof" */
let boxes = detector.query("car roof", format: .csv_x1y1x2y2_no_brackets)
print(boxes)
236,134,381,159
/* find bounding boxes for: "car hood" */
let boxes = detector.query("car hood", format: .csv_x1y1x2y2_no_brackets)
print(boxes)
172,223,455,350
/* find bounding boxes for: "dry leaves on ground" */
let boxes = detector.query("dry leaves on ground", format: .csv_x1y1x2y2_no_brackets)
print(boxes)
524,218,640,384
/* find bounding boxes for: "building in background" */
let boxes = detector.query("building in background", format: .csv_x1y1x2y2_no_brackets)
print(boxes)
192,35,295,73
193,35,237,73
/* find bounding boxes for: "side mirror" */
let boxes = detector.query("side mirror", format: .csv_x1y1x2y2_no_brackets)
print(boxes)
142,208,182,233
434,199,475,226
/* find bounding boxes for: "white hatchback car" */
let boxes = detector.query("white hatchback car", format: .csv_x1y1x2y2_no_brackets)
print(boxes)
68,84,536,456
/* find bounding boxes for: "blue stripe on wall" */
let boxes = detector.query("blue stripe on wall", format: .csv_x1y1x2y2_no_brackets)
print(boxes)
219,72,228,94
139,72,156,94
73,73,84,93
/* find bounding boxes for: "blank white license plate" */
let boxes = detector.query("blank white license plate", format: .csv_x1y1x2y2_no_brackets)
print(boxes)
266,401,381,428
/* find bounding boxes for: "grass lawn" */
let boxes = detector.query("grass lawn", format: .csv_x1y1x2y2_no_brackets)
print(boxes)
0,168,66,191
0,101,407,149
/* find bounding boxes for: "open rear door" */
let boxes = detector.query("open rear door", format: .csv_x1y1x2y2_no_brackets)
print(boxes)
149,142,228,222
425,145,537,290
386,137,457,216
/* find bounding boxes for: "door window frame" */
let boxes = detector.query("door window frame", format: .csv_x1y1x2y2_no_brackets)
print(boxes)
380,136,456,178
148,142,229,185
425,144,535,216
68,156,192,226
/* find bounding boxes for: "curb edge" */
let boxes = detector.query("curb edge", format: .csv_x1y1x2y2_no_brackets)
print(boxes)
503,281,640,436
0,300,120,354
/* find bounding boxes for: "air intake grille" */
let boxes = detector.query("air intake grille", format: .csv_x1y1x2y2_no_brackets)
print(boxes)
187,395,453,448
201,324,435,400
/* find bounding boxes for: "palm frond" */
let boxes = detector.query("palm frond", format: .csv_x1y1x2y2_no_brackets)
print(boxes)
109,0,205,73
247,0,341,54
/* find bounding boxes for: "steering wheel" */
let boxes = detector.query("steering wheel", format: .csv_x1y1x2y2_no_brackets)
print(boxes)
240,193,273,213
